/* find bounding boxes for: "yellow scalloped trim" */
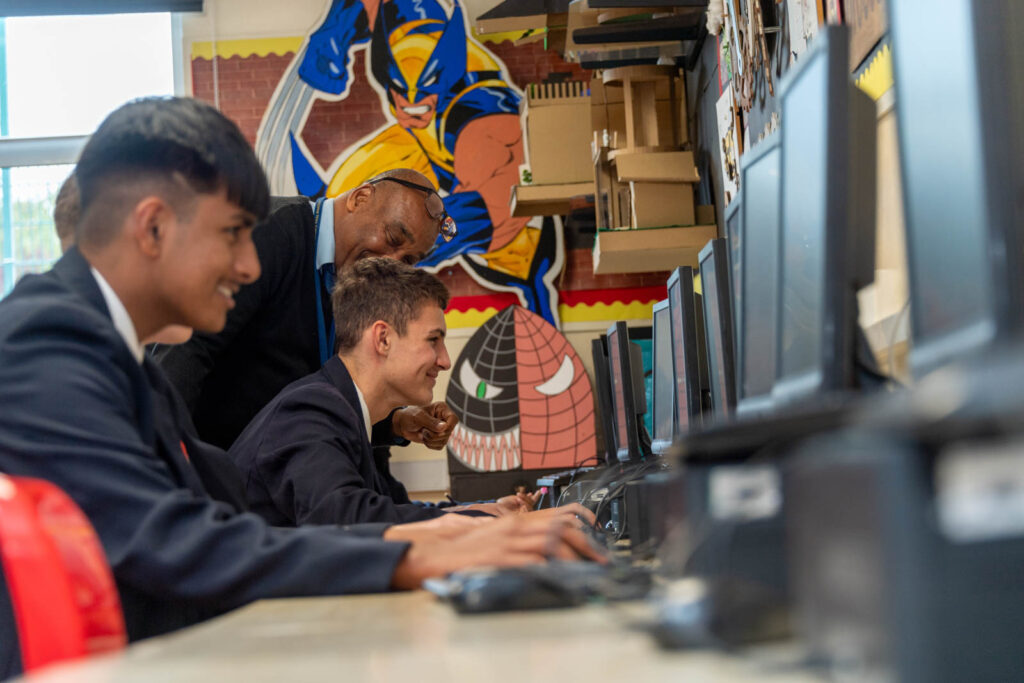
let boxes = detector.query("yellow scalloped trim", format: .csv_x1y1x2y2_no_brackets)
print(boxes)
444,300,660,329
855,43,893,101
191,37,303,61
445,308,500,329
560,300,658,323
188,26,524,62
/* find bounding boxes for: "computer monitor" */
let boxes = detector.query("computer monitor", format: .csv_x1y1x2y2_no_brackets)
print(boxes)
723,194,743,354
736,134,781,417
889,0,1024,377
590,337,618,466
773,25,876,406
607,321,647,462
698,238,737,418
667,266,707,434
650,299,675,455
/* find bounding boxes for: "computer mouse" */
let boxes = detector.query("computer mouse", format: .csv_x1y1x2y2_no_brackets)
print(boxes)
650,577,719,649
651,576,791,649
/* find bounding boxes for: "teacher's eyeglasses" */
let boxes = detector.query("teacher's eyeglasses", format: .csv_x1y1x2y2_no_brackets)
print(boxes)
368,177,457,242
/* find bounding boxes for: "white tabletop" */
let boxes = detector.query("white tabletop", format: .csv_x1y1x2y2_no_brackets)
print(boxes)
23,591,823,682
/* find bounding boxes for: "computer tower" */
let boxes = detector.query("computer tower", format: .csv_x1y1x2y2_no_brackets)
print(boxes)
623,469,677,559
787,428,1024,682
678,456,791,644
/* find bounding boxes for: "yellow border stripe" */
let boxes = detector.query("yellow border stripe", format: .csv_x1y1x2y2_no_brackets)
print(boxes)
444,300,660,329
188,26,523,62
855,43,893,101
191,37,303,61
445,308,500,329
559,300,657,323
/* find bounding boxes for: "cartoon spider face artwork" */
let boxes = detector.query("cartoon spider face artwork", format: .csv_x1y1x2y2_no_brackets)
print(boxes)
446,306,596,471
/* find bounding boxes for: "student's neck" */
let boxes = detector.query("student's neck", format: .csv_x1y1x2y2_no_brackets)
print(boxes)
338,353,397,424
82,247,166,342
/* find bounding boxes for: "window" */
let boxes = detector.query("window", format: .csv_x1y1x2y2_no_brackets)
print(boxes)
0,12,178,295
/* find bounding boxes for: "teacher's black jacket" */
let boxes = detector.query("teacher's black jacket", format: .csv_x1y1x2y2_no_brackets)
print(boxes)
154,197,323,449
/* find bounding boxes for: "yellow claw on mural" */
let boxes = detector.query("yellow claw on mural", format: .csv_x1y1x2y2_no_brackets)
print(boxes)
480,226,541,280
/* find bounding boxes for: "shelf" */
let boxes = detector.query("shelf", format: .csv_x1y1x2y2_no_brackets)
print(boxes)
572,13,703,44
475,0,570,34
565,5,709,72
593,224,717,274
611,149,700,182
510,182,595,217
588,0,708,7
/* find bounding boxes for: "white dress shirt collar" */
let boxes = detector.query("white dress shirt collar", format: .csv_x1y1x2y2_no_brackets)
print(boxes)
90,267,144,364
351,381,373,445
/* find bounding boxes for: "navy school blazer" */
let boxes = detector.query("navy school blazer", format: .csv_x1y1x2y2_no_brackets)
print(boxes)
230,356,465,526
0,248,410,641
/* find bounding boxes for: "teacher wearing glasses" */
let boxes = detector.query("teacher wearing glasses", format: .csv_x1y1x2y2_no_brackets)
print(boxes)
156,169,459,454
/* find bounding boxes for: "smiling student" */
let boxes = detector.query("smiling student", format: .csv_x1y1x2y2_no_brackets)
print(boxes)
0,97,602,650
230,258,568,525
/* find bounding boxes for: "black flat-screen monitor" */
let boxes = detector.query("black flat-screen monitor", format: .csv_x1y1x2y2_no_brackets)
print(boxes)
890,0,1024,377
651,299,674,455
724,194,743,355
607,321,646,463
736,134,781,417
773,25,876,406
590,337,618,466
667,266,707,435
698,238,737,418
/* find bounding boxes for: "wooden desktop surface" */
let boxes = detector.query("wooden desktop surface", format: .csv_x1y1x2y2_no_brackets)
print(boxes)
24,591,823,682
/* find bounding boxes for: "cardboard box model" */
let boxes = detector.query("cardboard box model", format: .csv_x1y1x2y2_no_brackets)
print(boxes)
521,81,593,185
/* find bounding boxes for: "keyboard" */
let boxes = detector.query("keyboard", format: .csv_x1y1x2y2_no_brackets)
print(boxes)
536,465,599,488
426,560,654,614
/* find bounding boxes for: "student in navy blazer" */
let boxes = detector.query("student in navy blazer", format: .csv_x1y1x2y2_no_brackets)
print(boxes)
0,97,602,646
230,259,584,527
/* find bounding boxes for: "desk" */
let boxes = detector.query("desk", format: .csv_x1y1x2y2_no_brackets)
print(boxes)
25,592,822,682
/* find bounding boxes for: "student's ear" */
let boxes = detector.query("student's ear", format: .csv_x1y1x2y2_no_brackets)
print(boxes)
346,184,375,212
132,196,172,258
370,320,391,356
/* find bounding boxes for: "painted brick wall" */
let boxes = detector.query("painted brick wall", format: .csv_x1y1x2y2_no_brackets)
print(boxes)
433,247,671,300
191,38,668,299
191,39,591,167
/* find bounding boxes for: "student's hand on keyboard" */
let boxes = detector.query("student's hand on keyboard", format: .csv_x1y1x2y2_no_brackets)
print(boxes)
383,512,490,544
464,499,596,526
388,515,609,590
490,489,543,515
526,502,597,527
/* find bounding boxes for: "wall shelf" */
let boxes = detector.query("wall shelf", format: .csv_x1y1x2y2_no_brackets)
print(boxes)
510,182,595,217
593,224,717,274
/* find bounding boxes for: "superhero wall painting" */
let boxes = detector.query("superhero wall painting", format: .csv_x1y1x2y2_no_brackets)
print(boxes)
256,0,565,326
446,306,596,473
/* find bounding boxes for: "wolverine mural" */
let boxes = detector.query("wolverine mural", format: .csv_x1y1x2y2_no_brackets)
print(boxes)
446,306,596,472
257,0,564,325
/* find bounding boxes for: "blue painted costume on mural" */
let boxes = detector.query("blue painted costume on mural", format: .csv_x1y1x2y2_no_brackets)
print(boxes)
258,0,562,325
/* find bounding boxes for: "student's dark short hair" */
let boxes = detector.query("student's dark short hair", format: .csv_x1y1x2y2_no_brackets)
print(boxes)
75,96,270,245
332,258,450,353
